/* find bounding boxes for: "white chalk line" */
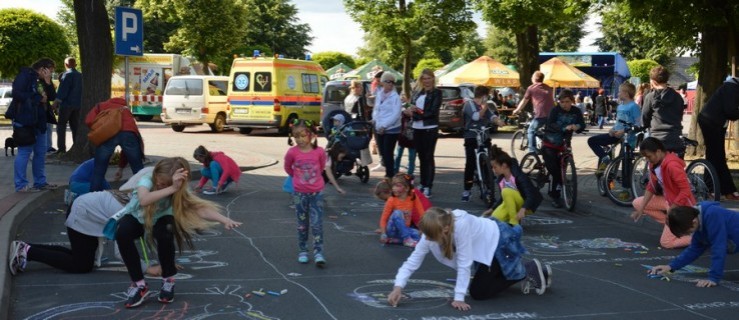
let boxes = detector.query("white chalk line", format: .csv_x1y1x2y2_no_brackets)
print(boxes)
226,190,339,320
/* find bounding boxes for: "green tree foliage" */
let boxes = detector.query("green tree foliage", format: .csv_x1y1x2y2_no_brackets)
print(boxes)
413,58,444,78
594,2,684,65
484,25,517,66
345,0,475,95
356,30,403,70
162,0,247,74
134,0,180,53
239,0,313,59
448,29,486,62
626,59,660,83
0,9,70,77
313,51,356,70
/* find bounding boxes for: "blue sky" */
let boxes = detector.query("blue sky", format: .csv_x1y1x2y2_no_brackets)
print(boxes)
1,0,600,55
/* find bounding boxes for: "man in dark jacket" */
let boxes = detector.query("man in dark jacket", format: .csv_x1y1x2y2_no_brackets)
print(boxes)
642,66,685,156
53,57,83,153
594,89,608,129
699,77,739,200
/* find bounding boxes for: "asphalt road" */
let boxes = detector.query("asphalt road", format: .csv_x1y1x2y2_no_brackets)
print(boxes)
7,124,739,320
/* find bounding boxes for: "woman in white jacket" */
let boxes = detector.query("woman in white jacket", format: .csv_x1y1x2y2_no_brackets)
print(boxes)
387,207,552,311
371,72,402,178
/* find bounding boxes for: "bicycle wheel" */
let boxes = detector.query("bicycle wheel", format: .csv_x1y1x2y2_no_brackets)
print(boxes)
520,152,546,189
477,153,495,207
561,155,578,212
604,155,636,207
510,130,528,161
686,159,721,202
631,155,650,198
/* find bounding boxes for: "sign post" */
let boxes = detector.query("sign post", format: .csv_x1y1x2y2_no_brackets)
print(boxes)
114,7,144,106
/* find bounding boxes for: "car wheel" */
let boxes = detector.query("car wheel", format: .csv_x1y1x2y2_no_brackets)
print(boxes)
210,114,226,133
171,124,186,132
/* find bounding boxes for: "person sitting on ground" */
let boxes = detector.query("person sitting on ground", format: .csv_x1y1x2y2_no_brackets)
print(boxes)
540,89,585,208
648,201,739,288
482,145,542,225
588,82,641,173
193,145,241,195
631,137,696,249
378,173,425,247
387,207,553,311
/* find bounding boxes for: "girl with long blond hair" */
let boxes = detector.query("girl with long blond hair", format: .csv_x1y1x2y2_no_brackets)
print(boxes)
388,207,552,311
115,157,241,308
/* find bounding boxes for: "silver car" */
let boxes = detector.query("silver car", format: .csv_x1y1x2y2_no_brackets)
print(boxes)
0,86,11,117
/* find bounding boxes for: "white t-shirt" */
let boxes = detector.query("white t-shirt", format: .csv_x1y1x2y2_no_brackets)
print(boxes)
412,93,437,130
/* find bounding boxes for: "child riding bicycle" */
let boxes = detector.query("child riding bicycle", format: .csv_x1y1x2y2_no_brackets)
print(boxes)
541,89,585,208
587,83,641,172
462,86,503,202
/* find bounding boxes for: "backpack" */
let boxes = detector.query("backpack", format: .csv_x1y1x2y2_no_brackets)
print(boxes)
87,105,125,146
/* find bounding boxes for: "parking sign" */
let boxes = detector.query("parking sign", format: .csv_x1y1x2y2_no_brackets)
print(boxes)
115,7,143,56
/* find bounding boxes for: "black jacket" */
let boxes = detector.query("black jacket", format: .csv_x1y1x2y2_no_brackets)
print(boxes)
642,88,684,152
700,78,739,126
492,162,543,212
410,88,442,127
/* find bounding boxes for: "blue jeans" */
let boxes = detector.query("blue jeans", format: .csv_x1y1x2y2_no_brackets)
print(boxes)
14,131,48,190
46,123,54,150
90,131,144,192
597,115,607,129
201,161,233,188
385,210,420,242
527,118,546,153
294,192,324,254
394,146,416,175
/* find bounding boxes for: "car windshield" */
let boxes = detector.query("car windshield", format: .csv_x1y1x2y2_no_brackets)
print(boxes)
324,84,350,103
165,79,203,96
440,87,462,100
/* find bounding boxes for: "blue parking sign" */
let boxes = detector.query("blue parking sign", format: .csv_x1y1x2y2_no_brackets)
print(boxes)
115,7,143,56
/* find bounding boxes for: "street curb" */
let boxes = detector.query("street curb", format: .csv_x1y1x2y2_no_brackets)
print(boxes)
1,188,63,320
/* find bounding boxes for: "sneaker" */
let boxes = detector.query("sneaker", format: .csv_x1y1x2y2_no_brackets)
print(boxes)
221,181,232,192
403,238,418,248
298,251,309,264
203,188,218,195
8,241,29,276
314,253,326,268
551,199,563,209
124,284,150,308
47,147,57,153
423,187,432,198
36,183,58,190
16,186,41,193
461,191,471,202
370,164,384,172
521,259,546,295
616,189,631,201
158,278,175,303
543,264,553,288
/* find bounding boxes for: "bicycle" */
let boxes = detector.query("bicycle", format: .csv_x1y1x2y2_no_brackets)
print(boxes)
519,132,578,211
601,120,647,206
469,125,496,207
631,136,721,202
510,112,541,161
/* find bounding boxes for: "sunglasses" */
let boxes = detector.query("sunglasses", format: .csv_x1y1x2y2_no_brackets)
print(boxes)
383,80,395,84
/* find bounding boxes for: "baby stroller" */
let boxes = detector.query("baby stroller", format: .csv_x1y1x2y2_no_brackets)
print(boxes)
324,109,372,183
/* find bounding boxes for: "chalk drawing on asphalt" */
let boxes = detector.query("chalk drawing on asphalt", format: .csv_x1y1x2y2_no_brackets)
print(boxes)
524,236,646,257
349,279,454,310
642,264,739,292
520,215,573,226
23,285,279,320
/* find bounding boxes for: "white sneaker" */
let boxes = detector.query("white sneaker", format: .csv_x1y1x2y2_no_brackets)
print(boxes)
370,164,384,172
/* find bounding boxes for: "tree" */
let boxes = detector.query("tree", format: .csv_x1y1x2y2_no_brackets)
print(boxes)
484,25,517,66
240,0,313,59
134,0,180,53
626,59,661,83
162,0,246,75
356,30,403,71
413,58,444,78
0,9,70,78
312,51,356,70
475,0,589,93
345,0,475,96
63,0,114,162
448,29,486,62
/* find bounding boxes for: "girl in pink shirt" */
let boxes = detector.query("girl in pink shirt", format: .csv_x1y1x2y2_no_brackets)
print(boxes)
284,119,344,267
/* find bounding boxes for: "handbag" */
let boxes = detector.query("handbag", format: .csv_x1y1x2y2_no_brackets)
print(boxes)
87,105,124,146
282,176,294,193
398,114,414,148
102,207,129,240
12,125,36,146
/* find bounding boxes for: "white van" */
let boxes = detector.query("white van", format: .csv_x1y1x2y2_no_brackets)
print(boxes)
161,75,229,132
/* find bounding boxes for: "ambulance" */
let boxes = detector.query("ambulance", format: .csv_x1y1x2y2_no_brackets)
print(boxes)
226,56,327,134
111,54,199,120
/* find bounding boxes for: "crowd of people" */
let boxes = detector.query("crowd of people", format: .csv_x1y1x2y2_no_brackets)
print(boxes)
6,59,739,311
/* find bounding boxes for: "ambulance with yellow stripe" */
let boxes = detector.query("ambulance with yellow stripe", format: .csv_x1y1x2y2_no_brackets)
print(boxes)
226,56,327,134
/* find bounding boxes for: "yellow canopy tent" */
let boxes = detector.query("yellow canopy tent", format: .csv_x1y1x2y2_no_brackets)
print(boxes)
438,56,520,87
540,57,600,88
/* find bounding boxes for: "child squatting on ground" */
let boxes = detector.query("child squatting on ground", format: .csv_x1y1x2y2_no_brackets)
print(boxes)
482,145,542,225
193,145,241,195
387,208,553,311
284,119,344,267
378,173,425,247
113,157,241,308
649,201,739,288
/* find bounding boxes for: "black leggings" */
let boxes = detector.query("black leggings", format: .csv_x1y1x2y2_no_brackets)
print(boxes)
413,128,439,188
116,214,177,282
699,115,737,195
541,146,562,198
27,227,98,273
468,257,523,300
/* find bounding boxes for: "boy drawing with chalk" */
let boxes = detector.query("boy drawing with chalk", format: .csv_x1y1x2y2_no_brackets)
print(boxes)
649,201,739,287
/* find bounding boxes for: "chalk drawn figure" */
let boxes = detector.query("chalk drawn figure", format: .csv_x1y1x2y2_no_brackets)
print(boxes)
642,264,739,292
96,250,227,280
23,285,279,320
520,215,573,226
524,236,646,257
349,279,454,310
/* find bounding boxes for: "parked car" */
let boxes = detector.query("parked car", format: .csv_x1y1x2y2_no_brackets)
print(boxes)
160,75,230,132
437,84,474,133
0,86,12,117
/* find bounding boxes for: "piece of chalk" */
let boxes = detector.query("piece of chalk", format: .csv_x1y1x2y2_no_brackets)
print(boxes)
615,263,623,267
267,291,281,296
445,278,456,282
280,289,288,295
245,293,252,298
252,290,266,297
